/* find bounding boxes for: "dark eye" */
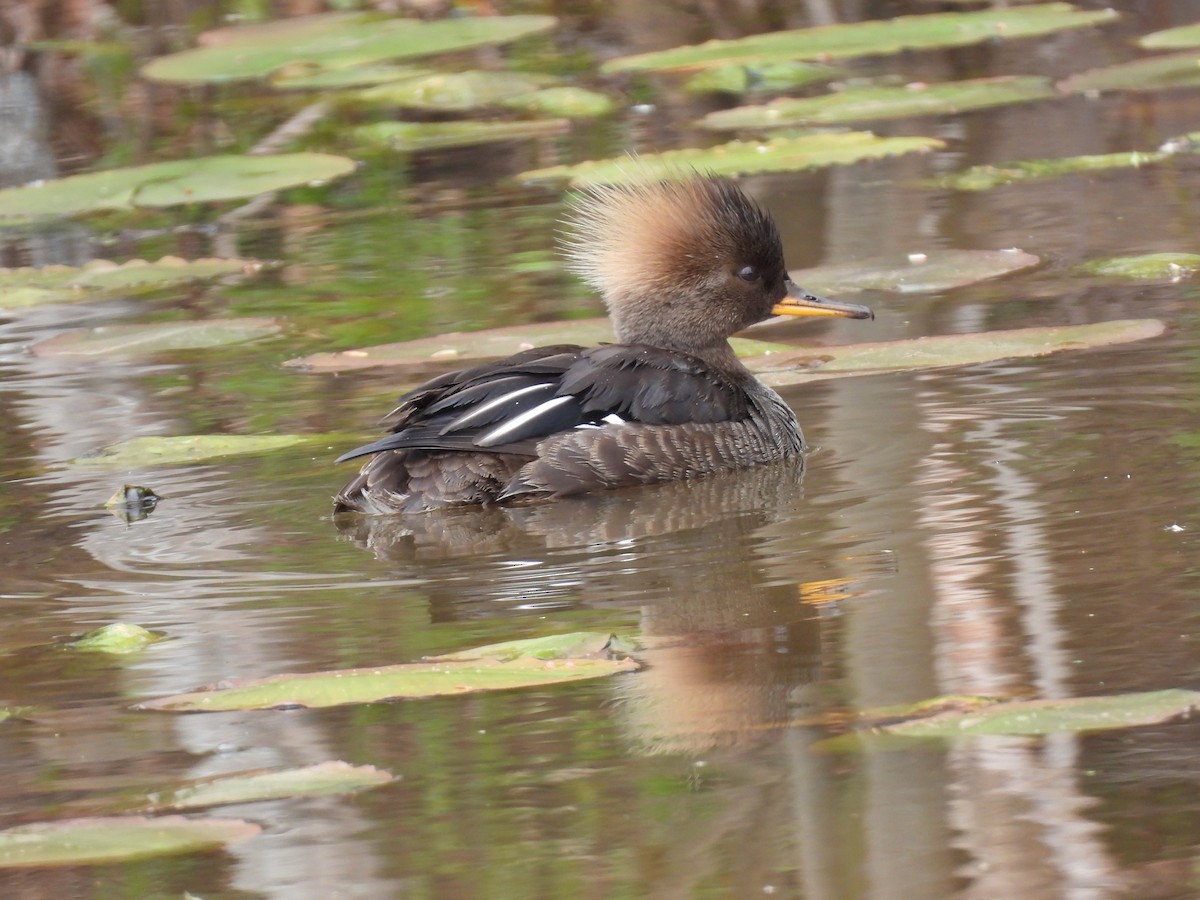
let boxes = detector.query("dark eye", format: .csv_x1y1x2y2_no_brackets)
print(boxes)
736,265,759,282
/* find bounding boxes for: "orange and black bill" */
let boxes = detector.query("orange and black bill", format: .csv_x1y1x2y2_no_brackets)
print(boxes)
773,280,874,320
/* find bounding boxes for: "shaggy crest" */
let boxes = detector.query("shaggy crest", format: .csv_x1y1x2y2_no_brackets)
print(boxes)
561,173,783,309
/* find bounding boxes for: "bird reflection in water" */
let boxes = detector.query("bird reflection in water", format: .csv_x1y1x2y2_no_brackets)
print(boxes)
335,458,837,753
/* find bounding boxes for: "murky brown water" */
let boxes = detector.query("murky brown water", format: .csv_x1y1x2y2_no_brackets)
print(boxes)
2,2,1200,898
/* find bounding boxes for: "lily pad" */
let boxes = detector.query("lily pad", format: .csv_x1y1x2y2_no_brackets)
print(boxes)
0,258,265,308
602,4,1118,73
1075,252,1200,280
68,623,164,654
754,319,1166,387
289,318,1162,381
1138,23,1200,50
683,61,842,95
940,133,1200,190
136,632,639,711
31,318,281,358
519,132,945,186
353,119,569,153
142,762,394,812
357,70,555,111
881,688,1200,737
789,249,1040,294
1058,51,1200,94
271,63,434,90
502,86,615,118
143,13,557,84
74,434,318,467
429,632,635,662
0,154,356,222
700,76,1054,130
0,816,260,868
284,318,794,373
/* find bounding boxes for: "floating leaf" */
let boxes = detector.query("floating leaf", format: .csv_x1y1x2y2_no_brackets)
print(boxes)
353,119,569,153
0,154,356,221
137,633,639,712
519,132,944,186
790,249,1040,294
754,319,1166,387
284,319,793,373
143,13,557,84
1076,252,1200,280
0,257,264,307
142,762,394,812
683,61,842,95
31,318,281,358
940,134,1200,190
502,86,615,118
700,76,1054,130
428,632,634,662
68,623,164,654
74,434,317,467
271,63,433,90
881,689,1200,737
1059,51,1200,94
0,816,260,868
603,4,1118,73
1138,23,1200,50
357,70,555,111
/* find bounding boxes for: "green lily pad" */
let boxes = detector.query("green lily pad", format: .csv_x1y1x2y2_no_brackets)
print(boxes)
519,132,945,186
1138,23,1200,50
1058,51,1200,94
940,133,1200,190
790,249,1040,294
683,61,842,95
602,4,1118,73
142,762,394,812
428,632,634,662
136,632,639,711
700,76,1054,130
284,318,794,373
0,154,356,222
31,318,281,358
357,70,555,111
0,816,260,868
74,434,318,467
754,319,1166,387
0,257,265,307
881,688,1200,737
1075,252,1200,280
143,13,557,84
68,623,165,654
502,86,615,118
271,63,433,90
353,119,569,153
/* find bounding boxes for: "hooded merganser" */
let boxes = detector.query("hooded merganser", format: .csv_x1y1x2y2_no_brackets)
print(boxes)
334,173,873,514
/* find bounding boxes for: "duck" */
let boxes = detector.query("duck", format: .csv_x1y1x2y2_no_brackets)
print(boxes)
334,172,873,515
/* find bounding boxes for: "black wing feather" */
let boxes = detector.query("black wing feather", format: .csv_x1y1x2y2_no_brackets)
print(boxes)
337,342,747,463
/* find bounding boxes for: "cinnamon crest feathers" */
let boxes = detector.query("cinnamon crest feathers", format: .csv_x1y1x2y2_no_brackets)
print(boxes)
335,173,873,514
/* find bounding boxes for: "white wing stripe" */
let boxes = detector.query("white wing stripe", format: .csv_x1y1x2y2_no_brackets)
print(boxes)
444,382,556,431
477,395,576,446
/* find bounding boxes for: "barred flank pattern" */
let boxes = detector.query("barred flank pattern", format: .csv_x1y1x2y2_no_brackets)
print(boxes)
503,394,802,500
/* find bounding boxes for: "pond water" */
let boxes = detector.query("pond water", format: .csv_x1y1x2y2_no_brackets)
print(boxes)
2,2,1200,898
